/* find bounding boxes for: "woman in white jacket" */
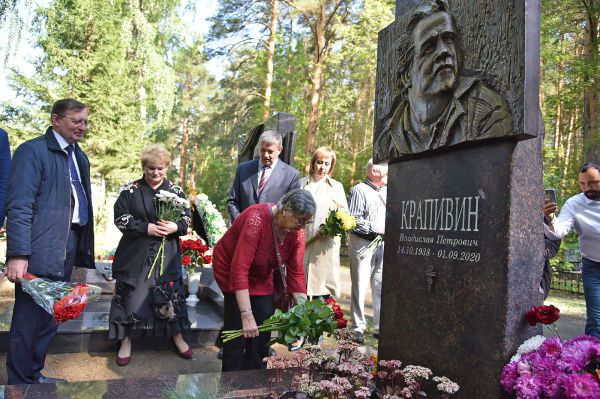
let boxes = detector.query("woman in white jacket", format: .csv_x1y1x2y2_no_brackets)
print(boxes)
300,147,348,300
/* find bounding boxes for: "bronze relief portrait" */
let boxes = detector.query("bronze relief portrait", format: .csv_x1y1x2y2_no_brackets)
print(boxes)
374,0,519,162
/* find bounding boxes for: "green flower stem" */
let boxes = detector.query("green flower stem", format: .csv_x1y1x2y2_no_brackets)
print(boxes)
147,238,165,279
547,322,562,340
222,320,288,342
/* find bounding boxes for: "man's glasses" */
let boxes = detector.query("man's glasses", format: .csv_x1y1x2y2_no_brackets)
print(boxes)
57,114,89,127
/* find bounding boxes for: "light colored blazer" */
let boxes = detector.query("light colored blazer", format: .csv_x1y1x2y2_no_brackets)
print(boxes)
300,175,348,297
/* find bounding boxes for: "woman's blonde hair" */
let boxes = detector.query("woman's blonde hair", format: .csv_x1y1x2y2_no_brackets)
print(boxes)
309,147,337,176
141,143,171,168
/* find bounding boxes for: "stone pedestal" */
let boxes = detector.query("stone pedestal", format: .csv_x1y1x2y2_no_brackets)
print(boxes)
379,138,544,397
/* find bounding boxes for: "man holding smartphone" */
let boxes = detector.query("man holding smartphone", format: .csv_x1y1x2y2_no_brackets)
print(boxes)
543,161,600,338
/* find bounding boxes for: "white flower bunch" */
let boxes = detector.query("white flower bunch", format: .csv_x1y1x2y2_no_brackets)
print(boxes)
433,376,460,394
195,193,227,247
516,334,546,355
402,365,432,384
156,190,189,222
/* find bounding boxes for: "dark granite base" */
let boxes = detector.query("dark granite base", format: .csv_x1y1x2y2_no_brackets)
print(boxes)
0,369,301,399
379,139,543,398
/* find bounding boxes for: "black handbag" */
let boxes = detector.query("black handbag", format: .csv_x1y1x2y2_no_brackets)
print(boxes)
149,284,177,321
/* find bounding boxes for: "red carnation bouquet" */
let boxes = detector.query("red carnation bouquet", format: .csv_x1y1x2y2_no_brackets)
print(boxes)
525,304,561,338
1,262,101,323
180,235,212,274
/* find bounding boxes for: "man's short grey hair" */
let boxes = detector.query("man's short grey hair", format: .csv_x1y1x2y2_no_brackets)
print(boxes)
258,130,283,149
366,158,388,175
277,189,316,217
395,0,452,101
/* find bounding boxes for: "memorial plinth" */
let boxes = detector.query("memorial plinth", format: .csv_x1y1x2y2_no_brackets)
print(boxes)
375,0,543,397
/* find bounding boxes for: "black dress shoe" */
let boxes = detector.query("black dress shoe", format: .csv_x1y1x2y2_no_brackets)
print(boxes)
35,375,67,384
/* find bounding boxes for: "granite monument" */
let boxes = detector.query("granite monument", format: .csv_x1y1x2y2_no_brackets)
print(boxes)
377,1,544,397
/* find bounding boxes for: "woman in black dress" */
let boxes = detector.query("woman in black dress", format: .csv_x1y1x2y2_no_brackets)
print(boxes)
109,144,192,366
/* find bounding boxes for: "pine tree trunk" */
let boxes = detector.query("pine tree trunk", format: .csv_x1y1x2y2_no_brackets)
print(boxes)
305,2,327,157
179,116,189,185
263,0,280,120
350,88,363,186
190,140,198,193
283,19,293,112
582,0,599,161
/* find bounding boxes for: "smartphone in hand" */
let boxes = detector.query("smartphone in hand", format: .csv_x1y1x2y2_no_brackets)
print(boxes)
544,188,557,204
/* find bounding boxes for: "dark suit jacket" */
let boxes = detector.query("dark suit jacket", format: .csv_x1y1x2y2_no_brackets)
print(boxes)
0,128,10,226
7,127,95,279
227,158,300,222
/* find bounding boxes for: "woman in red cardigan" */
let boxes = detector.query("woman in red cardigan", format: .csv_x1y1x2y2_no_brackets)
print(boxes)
213,189,315,371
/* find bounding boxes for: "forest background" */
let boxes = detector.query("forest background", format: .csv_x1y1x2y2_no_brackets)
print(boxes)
0,0,598,258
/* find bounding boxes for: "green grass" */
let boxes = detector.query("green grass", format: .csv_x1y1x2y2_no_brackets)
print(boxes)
545,289,586,319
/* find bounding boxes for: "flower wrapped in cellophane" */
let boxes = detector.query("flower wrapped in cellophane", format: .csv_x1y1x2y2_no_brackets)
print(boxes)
148,190,190,278
221,297,347,345
0,262,101,323
306,208,356,246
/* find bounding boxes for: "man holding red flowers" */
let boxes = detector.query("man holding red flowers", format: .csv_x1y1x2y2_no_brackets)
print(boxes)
4,99,96,384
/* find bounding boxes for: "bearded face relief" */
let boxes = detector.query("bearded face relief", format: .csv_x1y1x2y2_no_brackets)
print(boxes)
373,0,519,162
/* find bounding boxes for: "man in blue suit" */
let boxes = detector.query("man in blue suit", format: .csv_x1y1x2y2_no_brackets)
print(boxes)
0,128,10,233
227,130,300,223
4,99,95,384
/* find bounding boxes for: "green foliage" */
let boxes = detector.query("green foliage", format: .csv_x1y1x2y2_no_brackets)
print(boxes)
2,0,180,188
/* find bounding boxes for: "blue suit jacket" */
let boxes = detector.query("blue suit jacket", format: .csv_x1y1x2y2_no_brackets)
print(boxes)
227,158,300,222
0,128,10,226
7,127,95,278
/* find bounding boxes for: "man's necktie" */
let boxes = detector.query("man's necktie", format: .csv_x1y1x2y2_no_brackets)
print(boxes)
258,166,269,198
65,145,89,225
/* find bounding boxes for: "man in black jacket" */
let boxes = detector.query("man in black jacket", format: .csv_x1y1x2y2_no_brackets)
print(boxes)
4,98,95,384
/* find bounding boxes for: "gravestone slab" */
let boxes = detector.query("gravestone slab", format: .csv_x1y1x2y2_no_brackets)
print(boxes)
379,138,543,397
376,1,543,397
236,112,297,166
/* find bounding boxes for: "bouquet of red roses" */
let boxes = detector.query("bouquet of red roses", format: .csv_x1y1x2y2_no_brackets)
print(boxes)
0,262,101,323
180,235,212,274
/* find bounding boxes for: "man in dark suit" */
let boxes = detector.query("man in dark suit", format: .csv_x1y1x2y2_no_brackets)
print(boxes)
227,130,300,222
4,98,95,384
0,128,10,234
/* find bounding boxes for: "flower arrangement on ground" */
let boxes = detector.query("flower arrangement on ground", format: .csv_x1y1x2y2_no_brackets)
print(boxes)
306,208,356,246
149,190,189,278
96,248,116,261
194,193,227,247
265,328,459,399
180,234,211,274
222,296,346,346
501,305,600,398
0,262,101,323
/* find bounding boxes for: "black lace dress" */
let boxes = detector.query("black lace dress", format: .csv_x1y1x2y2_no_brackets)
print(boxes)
108,178,191,340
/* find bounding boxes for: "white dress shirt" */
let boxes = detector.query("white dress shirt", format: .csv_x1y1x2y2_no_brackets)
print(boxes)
544,192,600,262
53,130,85,225
257,157,278,187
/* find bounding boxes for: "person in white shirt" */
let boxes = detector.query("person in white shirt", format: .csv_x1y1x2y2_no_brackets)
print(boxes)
543,162,600,338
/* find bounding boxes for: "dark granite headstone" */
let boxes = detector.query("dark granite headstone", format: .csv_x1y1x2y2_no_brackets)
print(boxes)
236,112,297,166
376,1,543,397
